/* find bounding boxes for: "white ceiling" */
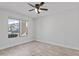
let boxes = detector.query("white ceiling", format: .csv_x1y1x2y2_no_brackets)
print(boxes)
0,2,79,18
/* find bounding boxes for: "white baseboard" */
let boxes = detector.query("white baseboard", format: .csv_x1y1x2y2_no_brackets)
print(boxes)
1,39,79,51
0,40,33,50
36,39,79,50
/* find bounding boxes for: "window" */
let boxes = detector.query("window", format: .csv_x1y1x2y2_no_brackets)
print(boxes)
20,20,28,37
8,18,28,38
8,18,20,38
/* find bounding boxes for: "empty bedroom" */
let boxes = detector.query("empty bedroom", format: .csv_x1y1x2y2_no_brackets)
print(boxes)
0,2,79,56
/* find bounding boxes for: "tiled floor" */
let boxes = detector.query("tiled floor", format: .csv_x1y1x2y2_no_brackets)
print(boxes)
0,40,79,56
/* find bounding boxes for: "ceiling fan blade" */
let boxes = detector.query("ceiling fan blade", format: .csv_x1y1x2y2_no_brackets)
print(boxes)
39,2,45,6
27,3,35,8
40,8,48,11
29,9,35,11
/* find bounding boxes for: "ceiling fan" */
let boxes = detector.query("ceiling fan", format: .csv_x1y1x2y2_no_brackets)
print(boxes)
27,2,48,14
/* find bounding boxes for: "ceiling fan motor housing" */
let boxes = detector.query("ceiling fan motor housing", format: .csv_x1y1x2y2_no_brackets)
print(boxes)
35,4,40,9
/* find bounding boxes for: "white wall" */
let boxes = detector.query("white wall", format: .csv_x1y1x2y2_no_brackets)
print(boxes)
0,3,79,50
35,7,79,50
0,9,34,49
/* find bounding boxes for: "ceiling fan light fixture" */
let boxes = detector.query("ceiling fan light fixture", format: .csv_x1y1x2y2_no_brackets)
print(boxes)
35,8,38,13
35,8,42,14
39,9,42,12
